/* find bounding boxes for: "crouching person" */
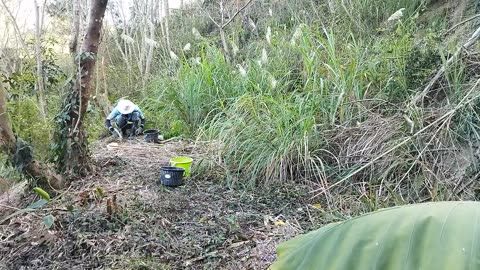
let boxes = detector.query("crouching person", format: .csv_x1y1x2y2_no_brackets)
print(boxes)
105,99,146,139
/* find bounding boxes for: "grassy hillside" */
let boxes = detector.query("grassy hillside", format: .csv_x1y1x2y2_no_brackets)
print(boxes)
104,0,480,209
2,0,480,212
2,0,480,268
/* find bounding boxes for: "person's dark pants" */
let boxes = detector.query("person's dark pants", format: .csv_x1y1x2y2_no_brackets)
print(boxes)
114,112,139,137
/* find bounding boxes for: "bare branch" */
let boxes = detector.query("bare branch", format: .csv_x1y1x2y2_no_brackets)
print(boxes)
70,0,82,54
221,0,254,29
411,25,480,105
199,3,220,28
0,0,28,53
444,13,480,36
34,0,48,125
164,0,171,51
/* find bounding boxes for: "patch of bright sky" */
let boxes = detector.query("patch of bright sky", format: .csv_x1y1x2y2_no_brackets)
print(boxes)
1,0,190,51
115,0,185,21
5,0,186,30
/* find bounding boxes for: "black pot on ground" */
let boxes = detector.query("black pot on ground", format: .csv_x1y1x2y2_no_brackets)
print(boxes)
159,166,185,187
144,129,159,143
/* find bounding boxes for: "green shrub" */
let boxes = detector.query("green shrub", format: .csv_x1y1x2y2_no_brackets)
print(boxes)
204,92,324,187
8,97,53,160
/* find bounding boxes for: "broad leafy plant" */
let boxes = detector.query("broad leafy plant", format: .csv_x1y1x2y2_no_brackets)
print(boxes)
271,201,480,270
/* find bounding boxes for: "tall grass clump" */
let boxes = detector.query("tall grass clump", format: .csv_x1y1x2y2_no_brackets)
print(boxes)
200,26,382,187
134,0,472,205
141,46,246,136
329,0,427,34
205,92,323,187
309,30,370,125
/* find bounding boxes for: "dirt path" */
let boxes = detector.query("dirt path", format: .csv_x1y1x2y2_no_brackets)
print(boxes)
0,138,321,269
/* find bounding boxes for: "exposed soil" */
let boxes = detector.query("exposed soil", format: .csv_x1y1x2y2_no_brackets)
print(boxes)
451,0,469,25
0,138,326,269
421,0,473,31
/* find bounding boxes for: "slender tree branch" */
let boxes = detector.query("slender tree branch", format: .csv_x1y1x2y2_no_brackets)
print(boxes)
70,0,81,54
163,0,171,51
221,0,254,29
199,3,220,28
34,0,49,134
444,13,480,36
314,77,480,197
0,0,28,55
411,25,480,105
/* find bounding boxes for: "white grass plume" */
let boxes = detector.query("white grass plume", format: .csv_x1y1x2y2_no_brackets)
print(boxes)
327,0,336,14
236,64,247,77
290,24,306,46
269,74,277,89
192,57,201,65
192,27,203,40
231,42,239,56
387,8,405,22
266,26,272,45
121,33,135,44
261,48,268,65
169,51,179,61
145,37,157,47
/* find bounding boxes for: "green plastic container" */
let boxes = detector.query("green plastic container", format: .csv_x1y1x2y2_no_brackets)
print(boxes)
170,156,193,177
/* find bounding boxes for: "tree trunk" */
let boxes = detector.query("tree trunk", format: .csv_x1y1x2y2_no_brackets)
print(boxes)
109,11,132,74
92,56,111,118
152,0,159,23
163,0,171,51
56,0,108,175
219,0,230,61
159,0,167,49
69,0,82,54
101,56,112,115
0,83,63,190
34,0,48,125
144,18,155,81
0,0,28,56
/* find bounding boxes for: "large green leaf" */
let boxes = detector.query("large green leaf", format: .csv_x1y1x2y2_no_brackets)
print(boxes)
271,201,480,270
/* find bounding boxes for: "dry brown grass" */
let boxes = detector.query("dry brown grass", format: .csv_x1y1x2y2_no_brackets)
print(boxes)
329,114,404,175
